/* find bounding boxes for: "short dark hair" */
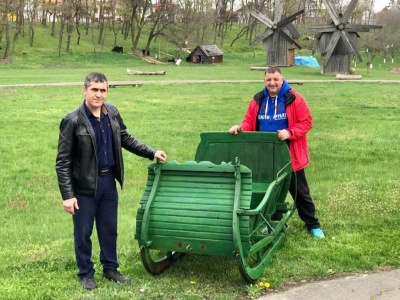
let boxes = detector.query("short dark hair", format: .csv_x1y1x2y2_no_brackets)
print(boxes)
265,66,282,75
84,72,108,89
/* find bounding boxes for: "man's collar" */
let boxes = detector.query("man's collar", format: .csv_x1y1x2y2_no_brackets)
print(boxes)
83,100,108,118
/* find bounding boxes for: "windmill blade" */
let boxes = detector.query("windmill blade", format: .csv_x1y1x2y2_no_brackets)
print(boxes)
309,24,337,33
323,31,341,65
249,29,274,48
249,9,275,28
276,28,302,49
322,0,341,26
276,9,305,28
340,30,362,62
342,0,358,24
367,25,384,31
345,24,383,32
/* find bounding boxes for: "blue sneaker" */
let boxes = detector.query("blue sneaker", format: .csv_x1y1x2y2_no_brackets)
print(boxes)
310,228,325,238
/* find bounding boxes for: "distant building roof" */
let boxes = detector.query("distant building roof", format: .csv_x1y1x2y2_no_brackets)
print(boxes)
197,44,224,57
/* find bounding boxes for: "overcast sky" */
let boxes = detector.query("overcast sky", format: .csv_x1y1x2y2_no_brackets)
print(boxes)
373,0,390,12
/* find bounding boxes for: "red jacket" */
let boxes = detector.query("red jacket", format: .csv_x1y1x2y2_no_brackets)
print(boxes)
241,88,312,172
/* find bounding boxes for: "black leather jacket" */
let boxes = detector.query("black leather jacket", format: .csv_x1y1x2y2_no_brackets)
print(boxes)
55,102,156,200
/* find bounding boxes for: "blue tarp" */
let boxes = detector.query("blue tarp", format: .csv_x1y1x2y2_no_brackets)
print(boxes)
295,56,320,67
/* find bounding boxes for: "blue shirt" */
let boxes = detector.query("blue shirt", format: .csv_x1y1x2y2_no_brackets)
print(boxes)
258,81,291,132
258,94,288,132
84,102,114,170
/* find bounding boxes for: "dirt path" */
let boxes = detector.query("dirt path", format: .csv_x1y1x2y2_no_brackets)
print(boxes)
1,79,400,88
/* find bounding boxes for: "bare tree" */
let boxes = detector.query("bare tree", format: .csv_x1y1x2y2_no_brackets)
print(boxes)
162,0,200,58
65,0,75,52
376,8,400,63
187,0,214,46
1,0,25,59
75,0,84,45
121,0,152,54
26,0,38,46
213,0,225,45
84,0,91,35
359,31,384,72
50,0,59,36
388,0,400,9
143,0,176,56
57,0,72,56
40,0,55,27
236,0,269,46
97,0,106,44
1,0,12,59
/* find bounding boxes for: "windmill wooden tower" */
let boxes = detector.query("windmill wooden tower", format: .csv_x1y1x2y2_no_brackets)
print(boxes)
310,0,382,75
249,2,304,67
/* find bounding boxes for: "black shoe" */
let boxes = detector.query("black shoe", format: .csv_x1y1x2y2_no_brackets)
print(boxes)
103,269,131,283
81,276,98,290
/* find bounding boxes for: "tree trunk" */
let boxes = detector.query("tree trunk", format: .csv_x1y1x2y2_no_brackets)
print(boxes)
97,0,104,44
29,26,34,46
130,12,136,53
3,15,11,59
76,24,81,45
133,27,142,53
85,0,89,35
66,19,74,52
144,20,159,54
112,21,121,47
41,0,47,27
51,1,57,36
58,18,65,57
123,20,130,41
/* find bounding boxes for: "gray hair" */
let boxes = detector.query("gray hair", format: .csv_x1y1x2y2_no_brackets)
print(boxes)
84,72,108,89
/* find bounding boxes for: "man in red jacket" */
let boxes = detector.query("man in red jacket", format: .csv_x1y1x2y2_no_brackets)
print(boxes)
229,66,324,238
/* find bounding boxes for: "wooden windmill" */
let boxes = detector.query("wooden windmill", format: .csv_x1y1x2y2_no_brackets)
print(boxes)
310,0,382,75
249,2,304,67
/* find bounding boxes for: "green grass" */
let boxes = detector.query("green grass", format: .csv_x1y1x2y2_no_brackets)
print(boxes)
1,22,400,300
2,24,400,84
1,80,400,299
2,54,399,85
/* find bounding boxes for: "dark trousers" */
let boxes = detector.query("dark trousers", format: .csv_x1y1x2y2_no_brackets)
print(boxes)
289,169,320,230
73,173,119,279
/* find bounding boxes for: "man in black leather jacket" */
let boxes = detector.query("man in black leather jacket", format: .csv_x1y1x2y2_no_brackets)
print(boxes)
55,72,167,290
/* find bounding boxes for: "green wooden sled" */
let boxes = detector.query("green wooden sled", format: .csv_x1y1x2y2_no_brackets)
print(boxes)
135,132,295,282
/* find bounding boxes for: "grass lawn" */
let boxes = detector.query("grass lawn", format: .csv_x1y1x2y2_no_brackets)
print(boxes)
1,76,400,299
1,50,399,84
1,22,400,300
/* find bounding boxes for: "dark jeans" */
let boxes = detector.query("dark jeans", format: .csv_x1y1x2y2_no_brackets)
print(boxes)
289,169,320,230
73,173,119,279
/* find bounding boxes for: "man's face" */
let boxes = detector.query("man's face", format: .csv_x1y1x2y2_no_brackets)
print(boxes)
82,81,108,111
264,71,284,96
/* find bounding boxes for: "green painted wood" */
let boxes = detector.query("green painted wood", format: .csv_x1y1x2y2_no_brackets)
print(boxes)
135,132,294,281
195,132,290,184
145,237,237,257
194,131,291,224
136,160,253,256
140,164,162,247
